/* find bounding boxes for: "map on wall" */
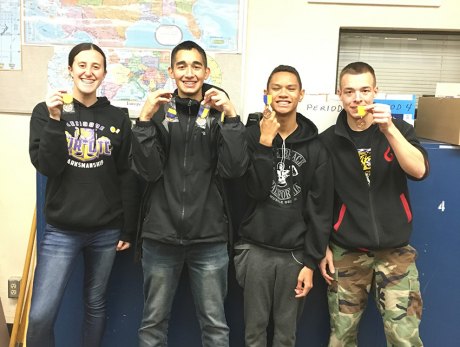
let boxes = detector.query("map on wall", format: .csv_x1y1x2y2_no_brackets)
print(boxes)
0,0,21,70
24,0,242,52
48,46,223,114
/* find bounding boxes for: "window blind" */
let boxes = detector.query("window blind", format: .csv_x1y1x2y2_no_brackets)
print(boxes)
337,30,460,100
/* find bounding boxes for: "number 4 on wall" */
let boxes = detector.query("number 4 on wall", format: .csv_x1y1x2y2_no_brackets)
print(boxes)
438,201,446,212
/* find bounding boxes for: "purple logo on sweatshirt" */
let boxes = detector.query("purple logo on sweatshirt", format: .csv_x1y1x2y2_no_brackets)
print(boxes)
66,127,112,163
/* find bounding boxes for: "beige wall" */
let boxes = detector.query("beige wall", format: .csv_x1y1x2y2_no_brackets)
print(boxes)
1,0,460,324
0,114,36,323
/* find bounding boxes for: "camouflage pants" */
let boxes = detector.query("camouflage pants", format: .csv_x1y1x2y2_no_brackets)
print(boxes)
327,243,423,347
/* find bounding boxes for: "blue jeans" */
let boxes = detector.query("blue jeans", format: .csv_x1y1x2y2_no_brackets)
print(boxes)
27,224,120,347
139,239,230,347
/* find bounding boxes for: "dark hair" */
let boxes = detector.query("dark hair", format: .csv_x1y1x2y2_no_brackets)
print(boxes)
171,40,207,68
68,43,107,72
266,65,302,90
339,62,376,88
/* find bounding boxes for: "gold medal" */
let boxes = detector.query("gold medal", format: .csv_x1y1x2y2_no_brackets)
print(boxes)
357,105,366,118
62,93,73,104
62,93,75,113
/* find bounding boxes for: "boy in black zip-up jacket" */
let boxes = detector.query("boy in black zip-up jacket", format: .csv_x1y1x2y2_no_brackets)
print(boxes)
234,65,334,347
319,62,429,347
132,40,249,347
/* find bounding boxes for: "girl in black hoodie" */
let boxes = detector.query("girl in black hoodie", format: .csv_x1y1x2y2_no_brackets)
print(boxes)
27,43,138,347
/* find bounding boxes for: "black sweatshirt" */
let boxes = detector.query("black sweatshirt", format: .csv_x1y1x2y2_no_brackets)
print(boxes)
238,113,334,269
29,97,139,242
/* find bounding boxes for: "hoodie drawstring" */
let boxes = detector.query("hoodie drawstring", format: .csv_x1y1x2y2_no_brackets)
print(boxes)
281,139,286,169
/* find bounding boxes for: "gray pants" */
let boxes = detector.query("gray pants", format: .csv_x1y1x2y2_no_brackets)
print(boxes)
234,244,306,347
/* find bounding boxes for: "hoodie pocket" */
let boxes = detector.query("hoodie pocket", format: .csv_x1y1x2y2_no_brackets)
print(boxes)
47,180,113,228
233,247,250,288
333,204,347,232
399,193,413,223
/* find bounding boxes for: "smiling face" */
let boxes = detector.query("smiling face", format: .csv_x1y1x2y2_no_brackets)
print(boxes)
265,71,304,117
168,48,210,101
68,49,106,102
338,71,378,119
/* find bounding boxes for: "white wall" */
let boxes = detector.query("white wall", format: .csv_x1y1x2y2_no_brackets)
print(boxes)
241,0,460,118
1,0,460,324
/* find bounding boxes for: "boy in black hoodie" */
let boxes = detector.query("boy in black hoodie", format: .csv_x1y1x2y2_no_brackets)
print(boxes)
132,41,249,347
234,65,333,347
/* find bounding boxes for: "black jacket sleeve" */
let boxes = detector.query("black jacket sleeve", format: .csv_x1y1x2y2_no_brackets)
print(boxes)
131,119,166,183
117,115,140,243
29,102,68,177
243,126,273,201
303,145,334,269
216,116,250,179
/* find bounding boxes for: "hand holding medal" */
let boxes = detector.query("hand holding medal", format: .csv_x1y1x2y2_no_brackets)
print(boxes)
45,90,72,120
371,103,393,132
203,88,237,122
259,94,279,146
355,105,368,129
139,89,173,121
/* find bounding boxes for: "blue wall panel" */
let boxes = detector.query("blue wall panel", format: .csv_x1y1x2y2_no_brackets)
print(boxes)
407,142,460,347
35,141,460,346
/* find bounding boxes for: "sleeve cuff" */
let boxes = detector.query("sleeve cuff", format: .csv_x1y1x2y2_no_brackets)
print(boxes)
136,118,153,127
303,256,317,270
223,115,240,123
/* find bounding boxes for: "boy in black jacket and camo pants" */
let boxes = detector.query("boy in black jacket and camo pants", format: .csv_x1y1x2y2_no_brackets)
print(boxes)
319,62,429,347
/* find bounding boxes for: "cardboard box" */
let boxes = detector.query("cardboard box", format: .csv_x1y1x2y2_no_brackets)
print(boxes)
416,97,460,145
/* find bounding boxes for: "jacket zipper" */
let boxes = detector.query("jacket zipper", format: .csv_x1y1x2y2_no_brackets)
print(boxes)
367,137,380,247
343,130,381,247
179,100,193,243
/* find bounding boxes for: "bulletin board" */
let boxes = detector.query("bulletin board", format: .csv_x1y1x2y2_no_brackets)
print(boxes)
0,0,245,116
0,45,54,114
0,46,242,116
307,0,441,6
